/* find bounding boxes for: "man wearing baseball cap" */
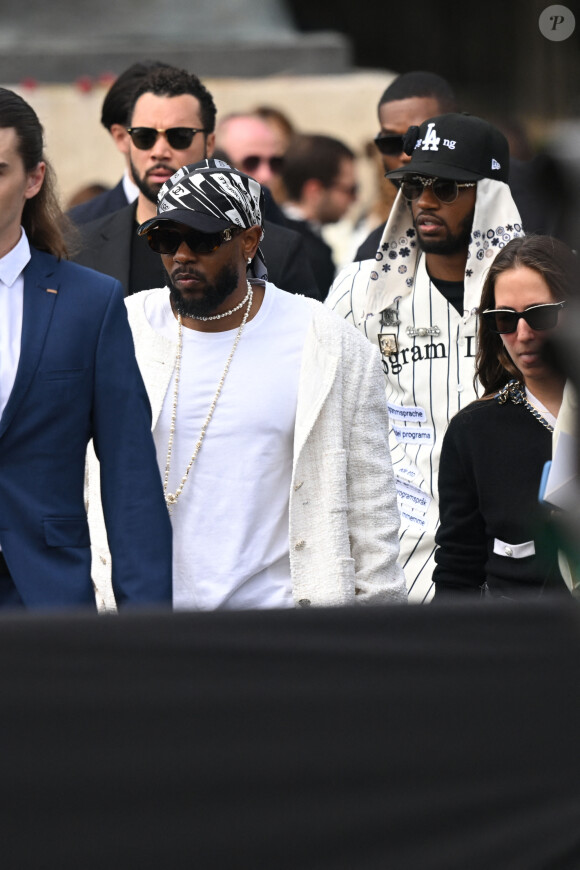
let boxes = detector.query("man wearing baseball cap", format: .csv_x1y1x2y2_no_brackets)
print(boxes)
88,158,407,611
326,112,524,602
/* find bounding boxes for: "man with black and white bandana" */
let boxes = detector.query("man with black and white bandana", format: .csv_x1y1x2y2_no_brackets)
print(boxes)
326,113,524,602
88,158,407,611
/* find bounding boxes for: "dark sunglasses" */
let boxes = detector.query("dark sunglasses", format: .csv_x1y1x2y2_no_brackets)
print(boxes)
401,176,476,204
241,155,284,174
481,302,566,334
374,133,405,156
144,225,241,255
126,126,208,150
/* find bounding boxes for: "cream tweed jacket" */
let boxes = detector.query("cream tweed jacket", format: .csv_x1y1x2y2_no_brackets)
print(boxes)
88,285,407,610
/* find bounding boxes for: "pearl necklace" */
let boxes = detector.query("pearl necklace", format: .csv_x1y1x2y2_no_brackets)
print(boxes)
189,283,252,321
164,281,253,510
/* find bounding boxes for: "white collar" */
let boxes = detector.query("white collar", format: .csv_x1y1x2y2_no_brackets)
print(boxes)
0,229,31,287
282,202,308,222
122,171,139,204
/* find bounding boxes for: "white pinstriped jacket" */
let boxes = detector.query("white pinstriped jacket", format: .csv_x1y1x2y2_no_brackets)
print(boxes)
325,180,523,602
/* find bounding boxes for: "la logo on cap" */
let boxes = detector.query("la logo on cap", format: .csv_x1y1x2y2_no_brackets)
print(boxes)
422,122,440,151
491,158,501,170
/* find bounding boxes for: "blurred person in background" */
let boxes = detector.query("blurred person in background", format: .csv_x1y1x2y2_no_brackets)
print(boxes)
215,112,287,204
252,104,296,177
433,235,577,600
280,133,358,298
213,110,320,295
490,114,568,238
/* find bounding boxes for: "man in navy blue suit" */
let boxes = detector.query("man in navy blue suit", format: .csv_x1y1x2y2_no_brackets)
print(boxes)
0,87,172,609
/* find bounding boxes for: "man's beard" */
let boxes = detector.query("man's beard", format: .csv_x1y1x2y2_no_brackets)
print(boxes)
130,141,207,206
414,208,475,256
130,156,173,205
168,262,240,319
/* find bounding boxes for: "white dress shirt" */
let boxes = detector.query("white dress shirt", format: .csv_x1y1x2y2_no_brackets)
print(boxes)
0,229,31,418
122,171,139,204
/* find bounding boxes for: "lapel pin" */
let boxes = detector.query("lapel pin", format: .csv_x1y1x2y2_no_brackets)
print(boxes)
46,288,58,294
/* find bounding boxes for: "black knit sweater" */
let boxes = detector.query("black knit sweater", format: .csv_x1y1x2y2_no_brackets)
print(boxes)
433,396,568,600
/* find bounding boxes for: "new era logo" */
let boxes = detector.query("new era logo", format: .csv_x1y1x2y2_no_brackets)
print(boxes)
491,158,501,170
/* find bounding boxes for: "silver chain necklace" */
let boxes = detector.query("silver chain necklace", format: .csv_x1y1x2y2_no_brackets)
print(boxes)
495,378,554,432
164,281,253,510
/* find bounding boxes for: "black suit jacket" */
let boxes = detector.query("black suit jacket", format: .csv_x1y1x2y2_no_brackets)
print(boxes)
355,223,386,262
67,179,130,226
71,202,320,298
279,217,335,301
262,191,334,300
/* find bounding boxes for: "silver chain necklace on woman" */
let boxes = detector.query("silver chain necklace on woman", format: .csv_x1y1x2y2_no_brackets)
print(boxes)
495,378,554,433
164,281,253,510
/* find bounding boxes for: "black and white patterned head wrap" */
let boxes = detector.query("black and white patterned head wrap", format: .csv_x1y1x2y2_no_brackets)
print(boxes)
137,158,268,281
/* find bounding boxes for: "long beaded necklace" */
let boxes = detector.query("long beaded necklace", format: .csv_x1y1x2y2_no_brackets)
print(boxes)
164,281,253,510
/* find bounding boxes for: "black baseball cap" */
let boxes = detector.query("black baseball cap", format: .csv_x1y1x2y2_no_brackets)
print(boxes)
385,113,510,184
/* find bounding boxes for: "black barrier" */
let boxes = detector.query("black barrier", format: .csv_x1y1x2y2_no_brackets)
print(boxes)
0,601,579,868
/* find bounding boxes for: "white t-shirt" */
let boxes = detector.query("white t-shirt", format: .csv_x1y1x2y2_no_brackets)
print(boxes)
147,285,312,610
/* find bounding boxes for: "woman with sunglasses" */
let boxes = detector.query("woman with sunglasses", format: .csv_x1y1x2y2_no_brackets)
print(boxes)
433,235,579,600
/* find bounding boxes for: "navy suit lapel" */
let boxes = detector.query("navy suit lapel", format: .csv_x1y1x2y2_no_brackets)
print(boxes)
0,249,59,438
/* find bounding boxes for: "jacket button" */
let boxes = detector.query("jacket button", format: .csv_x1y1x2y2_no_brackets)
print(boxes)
294,540,306,551
504,546,513,557
298,599,311,607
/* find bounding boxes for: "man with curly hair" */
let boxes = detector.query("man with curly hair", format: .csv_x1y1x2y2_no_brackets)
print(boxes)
72,66,318,298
